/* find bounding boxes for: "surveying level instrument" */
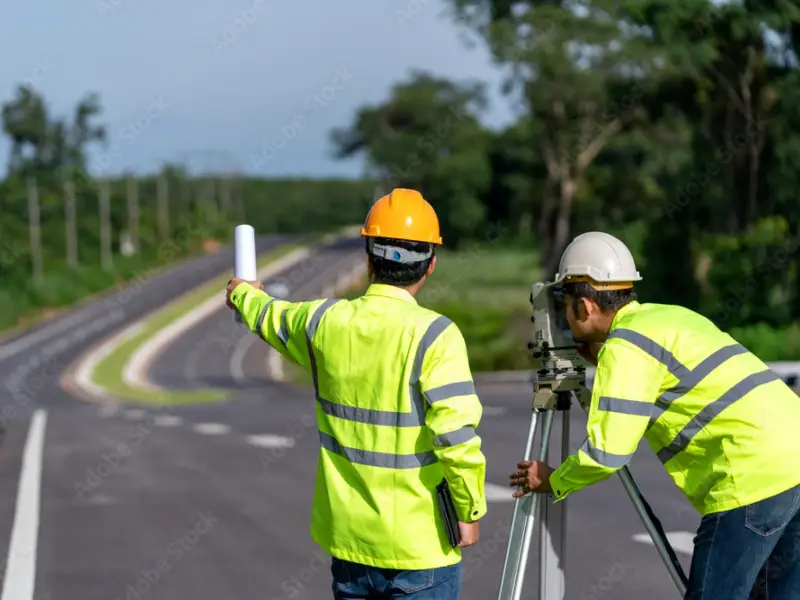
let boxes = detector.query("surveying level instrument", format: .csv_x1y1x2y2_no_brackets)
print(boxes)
497,282,690,600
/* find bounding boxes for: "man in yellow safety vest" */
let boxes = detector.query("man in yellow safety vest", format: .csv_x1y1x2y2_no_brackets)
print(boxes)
509,231,800,599
226,188,486,599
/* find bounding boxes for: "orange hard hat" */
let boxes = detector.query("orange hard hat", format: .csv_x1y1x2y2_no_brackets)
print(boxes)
360,188,442,245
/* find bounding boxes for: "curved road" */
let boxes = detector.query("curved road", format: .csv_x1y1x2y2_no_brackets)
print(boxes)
0,234,702,600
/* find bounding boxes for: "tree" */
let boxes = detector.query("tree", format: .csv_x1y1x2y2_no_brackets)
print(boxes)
329,71,493,247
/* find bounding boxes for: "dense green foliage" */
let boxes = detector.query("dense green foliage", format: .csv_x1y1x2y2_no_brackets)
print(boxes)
0,85,373,331
330,0,800,359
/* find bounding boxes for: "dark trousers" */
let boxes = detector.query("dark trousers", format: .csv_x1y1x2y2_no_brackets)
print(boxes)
686,483,800,599
331,557,462,599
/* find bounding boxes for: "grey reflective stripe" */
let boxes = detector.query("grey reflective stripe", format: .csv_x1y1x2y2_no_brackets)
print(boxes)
277,310,290,346
658,343,748,405
305,299,341,395
318,397,423,427
579,438,632,469
424,381,475,403
316,315,451,427
319,431,437,469
433,426,476,447
607,328,691,380
656,369,782,464
255,299,275,340
597,396,652,417
648,343,750,429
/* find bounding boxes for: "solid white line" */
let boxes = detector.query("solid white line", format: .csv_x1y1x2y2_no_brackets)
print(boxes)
631,531,695,555
123,247,313,391
0,310,95,361
193,423,231,435
486,483,515,502
246,434,295,448
1,409,47,600
70,322,144,404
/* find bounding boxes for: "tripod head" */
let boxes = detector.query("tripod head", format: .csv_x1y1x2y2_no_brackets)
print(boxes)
529,282,591,411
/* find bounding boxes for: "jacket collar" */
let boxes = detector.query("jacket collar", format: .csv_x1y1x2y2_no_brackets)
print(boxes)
610,300,640,331
364,283,417,304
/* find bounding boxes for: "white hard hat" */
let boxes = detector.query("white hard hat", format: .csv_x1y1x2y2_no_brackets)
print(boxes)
554,231,641,288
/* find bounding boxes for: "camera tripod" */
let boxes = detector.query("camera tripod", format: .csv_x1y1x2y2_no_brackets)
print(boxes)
496,371,690,600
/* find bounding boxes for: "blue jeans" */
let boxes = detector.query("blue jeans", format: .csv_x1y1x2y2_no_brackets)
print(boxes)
686,483,800,599
331,557,462,599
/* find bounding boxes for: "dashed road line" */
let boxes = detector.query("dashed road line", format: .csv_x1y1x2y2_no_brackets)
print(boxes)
193,423,231,435
245,434,295,448
152,415,182,427
123,409,146,420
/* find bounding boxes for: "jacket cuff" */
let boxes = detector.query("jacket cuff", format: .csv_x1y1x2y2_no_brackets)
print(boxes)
549,470,570,502
458,498,487,523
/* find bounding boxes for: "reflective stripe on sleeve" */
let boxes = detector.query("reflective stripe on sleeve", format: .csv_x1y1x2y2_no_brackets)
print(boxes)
657,369,781,464
277,310,290,346
306,298,341,393
579,438,633,468
319,431,437,469
433,426,476,447
424,381,475,403
255,299,275,340
597,396,652,417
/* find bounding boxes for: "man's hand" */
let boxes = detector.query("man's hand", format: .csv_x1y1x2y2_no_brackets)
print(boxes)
457,521,480,548
226,277,263,309
577,342,603,366
509,460,555,497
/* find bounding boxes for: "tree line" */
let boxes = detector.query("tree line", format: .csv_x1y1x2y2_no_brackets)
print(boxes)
329,0,800,358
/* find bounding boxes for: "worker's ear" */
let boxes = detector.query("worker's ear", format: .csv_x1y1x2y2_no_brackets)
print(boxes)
426,256,436,276
579,297,599,320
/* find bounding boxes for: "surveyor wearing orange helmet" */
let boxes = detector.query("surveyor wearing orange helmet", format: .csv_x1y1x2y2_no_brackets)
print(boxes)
225,188,486,599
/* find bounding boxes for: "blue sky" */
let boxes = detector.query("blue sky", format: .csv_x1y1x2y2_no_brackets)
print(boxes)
0,0,517,179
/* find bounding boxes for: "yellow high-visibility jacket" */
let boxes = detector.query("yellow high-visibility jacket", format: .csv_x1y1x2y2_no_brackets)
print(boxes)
230,282,487,569
549,300,800,515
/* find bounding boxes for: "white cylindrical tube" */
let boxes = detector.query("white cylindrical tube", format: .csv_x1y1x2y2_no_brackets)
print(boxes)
234,224,257,280
233,224,257,324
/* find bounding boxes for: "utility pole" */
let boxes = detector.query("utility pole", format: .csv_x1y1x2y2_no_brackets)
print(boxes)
64,180,78,267
99,179,113,271
157,173,169,241
126,176,140,254
27,178,43,283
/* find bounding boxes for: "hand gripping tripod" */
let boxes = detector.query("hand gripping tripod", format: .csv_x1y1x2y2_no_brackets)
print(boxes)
496,283,690,600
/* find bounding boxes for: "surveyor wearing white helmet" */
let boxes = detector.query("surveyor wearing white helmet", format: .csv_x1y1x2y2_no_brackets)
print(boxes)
509,231,800,599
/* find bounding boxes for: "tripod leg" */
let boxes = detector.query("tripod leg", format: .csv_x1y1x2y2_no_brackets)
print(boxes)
498,410,556,600
538,408,568,599
617,467,689,596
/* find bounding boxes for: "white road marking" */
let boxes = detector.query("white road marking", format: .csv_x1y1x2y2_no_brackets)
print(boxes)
231,334,258,385
124,247,313,392
482,406,507,416
71,322,144,404
246,434,295,448
1,409,47,600
0,310,94,361
632,531,695,555
486,483,515,502
123,409,146,420
193,423,231,435
153,415,182,427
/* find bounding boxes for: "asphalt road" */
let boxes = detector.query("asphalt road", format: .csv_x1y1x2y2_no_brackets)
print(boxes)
0,234,702,600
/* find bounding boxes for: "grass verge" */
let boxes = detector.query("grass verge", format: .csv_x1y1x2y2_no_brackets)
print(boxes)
88,238,316,405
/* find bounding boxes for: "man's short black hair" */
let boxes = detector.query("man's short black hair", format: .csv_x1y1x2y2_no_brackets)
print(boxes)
367,237,435,287
562,281,637,313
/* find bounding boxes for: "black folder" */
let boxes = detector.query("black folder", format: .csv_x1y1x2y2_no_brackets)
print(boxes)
436,478,462,548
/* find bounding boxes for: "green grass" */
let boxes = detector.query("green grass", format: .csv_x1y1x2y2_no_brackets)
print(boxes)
90,239,314,405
